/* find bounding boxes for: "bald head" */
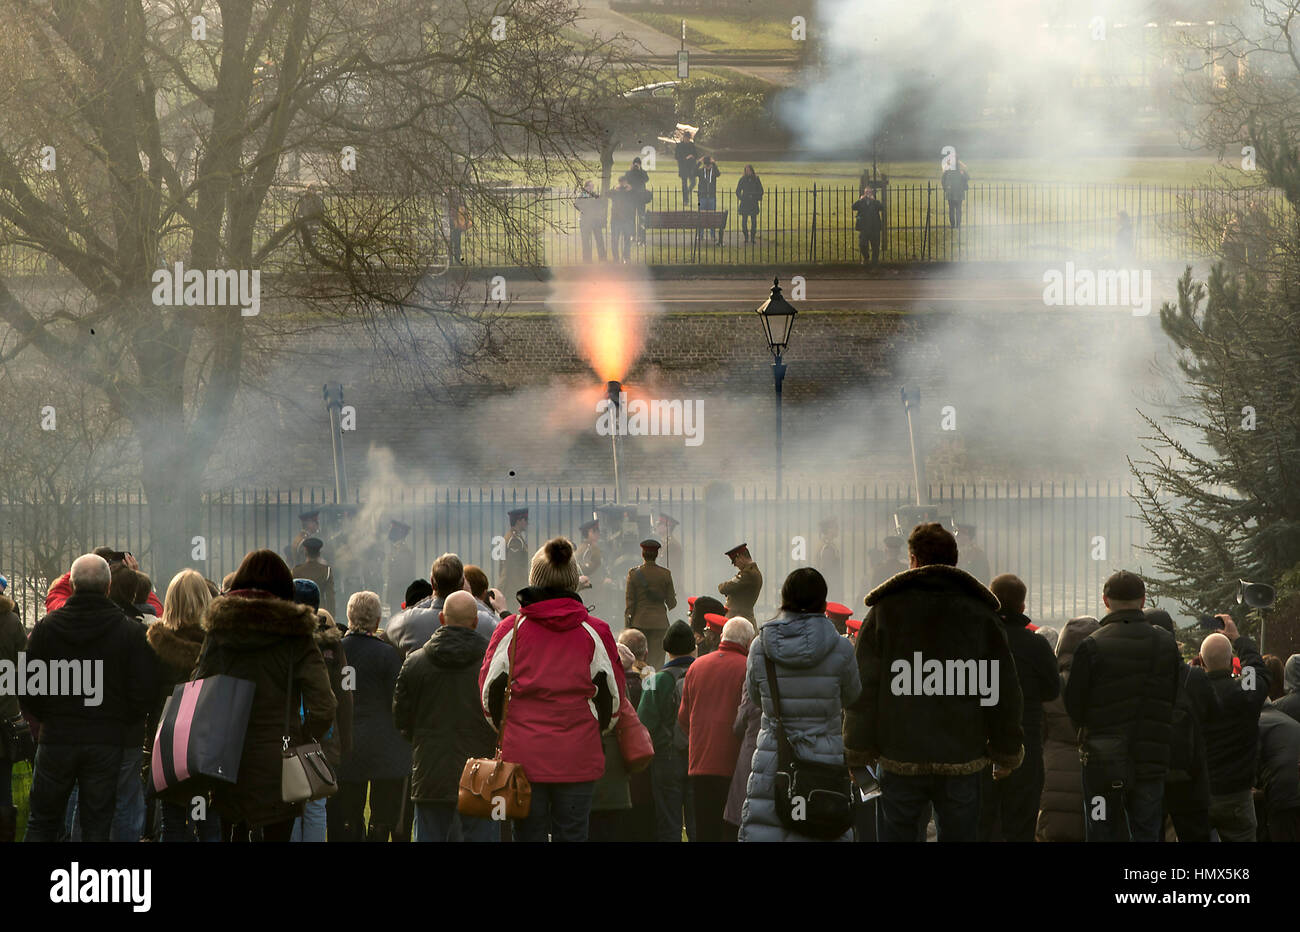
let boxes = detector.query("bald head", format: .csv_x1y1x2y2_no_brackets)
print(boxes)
70,553,111,595
440,590,478,629
618,627,648,661
721,617,755,649
1200,632,1233,672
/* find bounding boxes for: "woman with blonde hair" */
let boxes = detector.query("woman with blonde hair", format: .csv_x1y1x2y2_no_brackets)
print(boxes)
146,569,218,841
338,591,410,840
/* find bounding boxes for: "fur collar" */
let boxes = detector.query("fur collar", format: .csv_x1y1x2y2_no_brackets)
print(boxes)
0,593,13,615
147,621,205,670
865,563,1000,610
204,593,318,637
315,615,342,645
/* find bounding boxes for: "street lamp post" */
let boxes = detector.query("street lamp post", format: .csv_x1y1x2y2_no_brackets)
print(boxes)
756,277,798,494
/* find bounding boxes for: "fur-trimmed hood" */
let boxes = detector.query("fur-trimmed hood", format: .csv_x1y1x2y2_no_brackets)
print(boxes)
314,614,342,647
865,563,1000,609
204,591,318,639
0,593,14,617
146,620,205,672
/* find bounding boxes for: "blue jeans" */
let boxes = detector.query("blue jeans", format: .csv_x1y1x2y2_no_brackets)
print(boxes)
414,802,498,842
111,747,146,842
291,798,327,842
512,781,595,842
1081,763,1164,842
877,769,981,842
26,744,120,842
698,195,717,211
650,750,695,842
159,799,222,842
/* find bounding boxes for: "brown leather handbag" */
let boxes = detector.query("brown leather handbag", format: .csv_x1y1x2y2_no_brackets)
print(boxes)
458,619,531,820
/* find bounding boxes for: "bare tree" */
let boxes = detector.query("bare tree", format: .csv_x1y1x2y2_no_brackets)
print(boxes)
0,0,627,578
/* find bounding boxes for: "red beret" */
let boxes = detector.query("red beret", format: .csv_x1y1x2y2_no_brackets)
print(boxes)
825,602,852,620
846,617,862,634
704,613,728,630
687,596,698,609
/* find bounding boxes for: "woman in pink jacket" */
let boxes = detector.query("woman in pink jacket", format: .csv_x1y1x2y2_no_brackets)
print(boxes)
480,537,626,842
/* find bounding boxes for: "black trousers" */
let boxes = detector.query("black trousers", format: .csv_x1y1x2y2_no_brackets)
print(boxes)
858,230,881,263
225,818,294,842
979,752,1044,842
25,743,120,842
1163,779,1211,842
338,778,405,841
690,774,734,843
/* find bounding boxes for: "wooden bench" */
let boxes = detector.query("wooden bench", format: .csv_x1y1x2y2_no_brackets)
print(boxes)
644,209,729,232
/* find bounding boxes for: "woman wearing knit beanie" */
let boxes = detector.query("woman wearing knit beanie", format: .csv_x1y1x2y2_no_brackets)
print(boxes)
479,537,627,841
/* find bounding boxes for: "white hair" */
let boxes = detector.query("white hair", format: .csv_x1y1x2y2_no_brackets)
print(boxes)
346,590,382,632
721,617,755,648
69,553,111,595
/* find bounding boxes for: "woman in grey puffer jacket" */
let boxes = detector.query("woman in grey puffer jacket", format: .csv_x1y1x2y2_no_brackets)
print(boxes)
740,569,861,842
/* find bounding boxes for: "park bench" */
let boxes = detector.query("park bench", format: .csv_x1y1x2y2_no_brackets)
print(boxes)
644,209,729,234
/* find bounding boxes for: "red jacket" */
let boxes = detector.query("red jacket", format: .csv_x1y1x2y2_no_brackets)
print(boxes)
479,591,625,783
45,572,162,616
678,640,749,777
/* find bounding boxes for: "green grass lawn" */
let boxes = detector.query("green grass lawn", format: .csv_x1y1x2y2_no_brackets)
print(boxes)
624,11,805,52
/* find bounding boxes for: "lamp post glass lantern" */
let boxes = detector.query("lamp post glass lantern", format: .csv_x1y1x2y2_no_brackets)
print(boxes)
756,277,798,493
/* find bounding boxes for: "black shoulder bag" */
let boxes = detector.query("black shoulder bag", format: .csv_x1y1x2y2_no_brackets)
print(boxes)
762,630,855,839
1078,644,1158,790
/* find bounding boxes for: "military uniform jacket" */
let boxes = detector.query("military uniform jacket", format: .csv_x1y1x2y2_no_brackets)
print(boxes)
719,563,762,621
626,562,677,632
578,542,602,579
292,559,336,619
499,530,529,601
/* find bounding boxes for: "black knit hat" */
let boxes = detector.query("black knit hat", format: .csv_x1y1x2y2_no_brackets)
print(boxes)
663,620,695,656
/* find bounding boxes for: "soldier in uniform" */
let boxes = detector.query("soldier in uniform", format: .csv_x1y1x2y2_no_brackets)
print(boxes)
817,516,843,601
862,534,907,601
718,543,762,622
825,601,852,637
655,513,684,584
956,523,991,585
292,537,336,619
498,507,530,606
383,520,414,617
577,518,602,584
286,510,321,567
625,539,677,668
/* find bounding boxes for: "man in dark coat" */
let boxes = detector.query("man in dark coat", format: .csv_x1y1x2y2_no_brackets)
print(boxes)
675,131,699,204
498,508,530,606
844,523,1023,843
851,186,886,265
393,591,499,842
626,539,677,669
292,537,336,619
0,582,27,842
1198,614,1270,842
980,574,1059,842
1256,705,1300,841
941,160,969,228
21,554,158,842
1147,609,1216,842
718,544,762,623
1276,654,1300,723
1063,570,1181,842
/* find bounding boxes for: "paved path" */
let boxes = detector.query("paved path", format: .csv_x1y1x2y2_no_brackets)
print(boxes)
479,270,1185,314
